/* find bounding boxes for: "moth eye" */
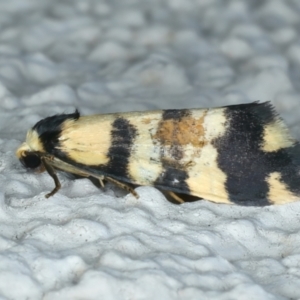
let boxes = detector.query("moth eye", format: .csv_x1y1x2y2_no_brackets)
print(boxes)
20,153,41,169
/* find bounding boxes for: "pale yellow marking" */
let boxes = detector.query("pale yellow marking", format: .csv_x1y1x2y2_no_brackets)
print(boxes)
16,129,45,158
186,108,230,202
26,130,45,152
262,121,295,152
267,172,299,204
58,114,116,166
186,144,231,204
16,142,30,159
203,107,227,140
190,109,207,120
127,112,164,185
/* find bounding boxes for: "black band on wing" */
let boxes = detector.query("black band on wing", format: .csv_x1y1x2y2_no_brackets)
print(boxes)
35,110,80,154
213,102,273,205
162,109,190,120
213,102,300,206
103,117,137,179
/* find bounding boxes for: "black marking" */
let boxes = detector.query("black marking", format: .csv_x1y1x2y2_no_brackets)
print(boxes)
103,117,137,179
170,145,184,160
162,109,190,120
34,110,80,154
213,102,300,206
154,109,191,195
155,167,190,194
267,144,300,196
20,152,41,169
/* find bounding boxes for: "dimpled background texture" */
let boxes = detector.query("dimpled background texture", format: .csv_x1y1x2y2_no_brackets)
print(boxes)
1,1,300,299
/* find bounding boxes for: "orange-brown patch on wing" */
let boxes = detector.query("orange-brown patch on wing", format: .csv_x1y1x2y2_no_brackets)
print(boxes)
153,112,207,148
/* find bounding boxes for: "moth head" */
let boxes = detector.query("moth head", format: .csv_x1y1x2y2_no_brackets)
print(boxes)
16,143,45,173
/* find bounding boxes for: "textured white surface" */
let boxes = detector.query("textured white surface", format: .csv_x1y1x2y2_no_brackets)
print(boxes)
1,0,300,299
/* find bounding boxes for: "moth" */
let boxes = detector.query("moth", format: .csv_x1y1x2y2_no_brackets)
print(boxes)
16,102,300,206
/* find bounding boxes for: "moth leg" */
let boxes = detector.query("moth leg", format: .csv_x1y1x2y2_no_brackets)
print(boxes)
168,191,184,204
98,175,105,188
42,158,61,198
105,176,139,198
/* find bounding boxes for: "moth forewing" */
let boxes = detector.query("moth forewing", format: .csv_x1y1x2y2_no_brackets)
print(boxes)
16,102,300,206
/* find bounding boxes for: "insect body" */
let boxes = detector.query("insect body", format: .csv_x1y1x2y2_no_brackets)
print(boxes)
16,102,300,206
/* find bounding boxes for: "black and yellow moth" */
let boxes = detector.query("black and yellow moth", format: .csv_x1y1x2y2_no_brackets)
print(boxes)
16,102,300,206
